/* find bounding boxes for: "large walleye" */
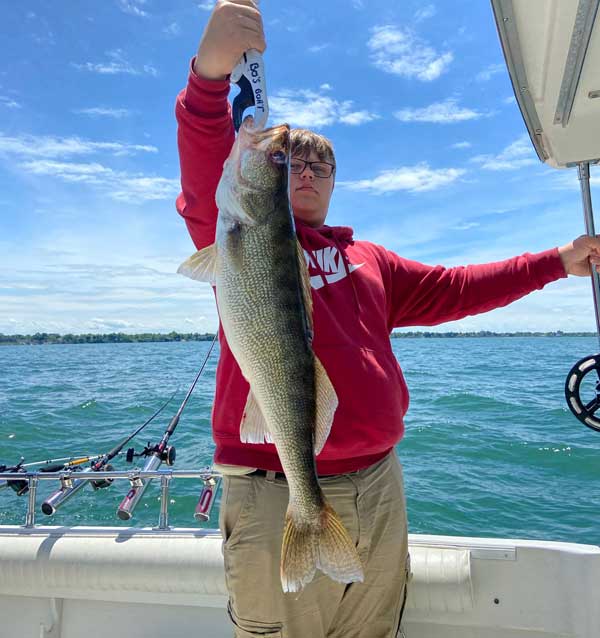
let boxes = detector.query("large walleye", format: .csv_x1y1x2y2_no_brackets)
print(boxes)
178,118,364,592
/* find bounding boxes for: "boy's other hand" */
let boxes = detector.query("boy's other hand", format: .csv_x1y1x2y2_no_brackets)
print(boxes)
194,0,266,81
559,235,600,276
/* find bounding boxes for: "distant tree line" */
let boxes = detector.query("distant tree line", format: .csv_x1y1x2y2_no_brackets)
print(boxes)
0,332,216,345
390,330,595,338
0,330,596,345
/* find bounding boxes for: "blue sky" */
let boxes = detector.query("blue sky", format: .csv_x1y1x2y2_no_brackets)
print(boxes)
1,0,599,335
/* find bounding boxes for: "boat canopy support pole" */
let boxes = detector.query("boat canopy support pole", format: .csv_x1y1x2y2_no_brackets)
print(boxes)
577,162,600,350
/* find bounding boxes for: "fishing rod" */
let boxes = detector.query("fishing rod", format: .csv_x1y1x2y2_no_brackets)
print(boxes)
117,335,218,520
41,389,178,516
0,454,110,496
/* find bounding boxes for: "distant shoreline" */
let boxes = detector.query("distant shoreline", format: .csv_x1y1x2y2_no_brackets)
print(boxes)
0,330,596,345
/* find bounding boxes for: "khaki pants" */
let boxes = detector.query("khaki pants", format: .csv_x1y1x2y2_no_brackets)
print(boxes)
219,451,410,638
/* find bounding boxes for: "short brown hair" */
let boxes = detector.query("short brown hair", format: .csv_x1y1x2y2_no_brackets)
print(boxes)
290,129,336,167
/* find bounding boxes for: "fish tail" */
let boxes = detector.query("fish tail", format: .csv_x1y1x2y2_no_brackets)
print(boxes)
280,503,364,593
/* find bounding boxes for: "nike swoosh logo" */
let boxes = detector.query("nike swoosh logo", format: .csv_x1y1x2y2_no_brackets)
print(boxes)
310,263,364,290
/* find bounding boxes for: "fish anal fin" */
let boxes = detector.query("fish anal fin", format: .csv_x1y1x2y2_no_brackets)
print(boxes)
314,356,338,456
240,390,273,444
177,244,218,284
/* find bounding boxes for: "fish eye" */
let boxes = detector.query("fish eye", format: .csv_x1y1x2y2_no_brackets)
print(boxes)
270,150,287,164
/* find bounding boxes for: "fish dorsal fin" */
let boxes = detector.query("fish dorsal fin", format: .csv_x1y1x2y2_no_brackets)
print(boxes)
296,239,314,338
177,244,218,284
314,356,338,456
240,389,274,444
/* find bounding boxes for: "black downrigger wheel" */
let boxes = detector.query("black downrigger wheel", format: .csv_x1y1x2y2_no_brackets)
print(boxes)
565,354,600,433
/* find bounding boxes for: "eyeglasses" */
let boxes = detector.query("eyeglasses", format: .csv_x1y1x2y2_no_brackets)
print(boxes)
290,158,335,179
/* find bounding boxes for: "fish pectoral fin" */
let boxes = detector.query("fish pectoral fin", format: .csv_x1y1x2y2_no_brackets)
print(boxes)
240,390,273,444
177,244,218,284
314,356,338,456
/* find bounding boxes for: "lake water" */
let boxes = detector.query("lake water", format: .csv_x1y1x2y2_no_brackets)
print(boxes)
1,337,599,545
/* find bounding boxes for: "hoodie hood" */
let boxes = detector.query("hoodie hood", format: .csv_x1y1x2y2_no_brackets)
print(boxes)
294,217,354,247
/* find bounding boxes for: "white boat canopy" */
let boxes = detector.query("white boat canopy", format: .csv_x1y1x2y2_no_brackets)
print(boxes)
492,0,600,168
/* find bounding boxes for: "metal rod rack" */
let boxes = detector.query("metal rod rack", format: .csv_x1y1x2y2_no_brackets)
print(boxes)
0,469,222,530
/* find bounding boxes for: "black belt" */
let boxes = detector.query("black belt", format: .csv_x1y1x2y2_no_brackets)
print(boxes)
249,469,338,480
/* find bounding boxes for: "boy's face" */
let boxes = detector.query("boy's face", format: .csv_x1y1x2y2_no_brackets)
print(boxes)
289,150,335,228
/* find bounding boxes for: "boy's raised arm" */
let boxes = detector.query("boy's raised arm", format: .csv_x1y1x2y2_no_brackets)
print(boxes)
175,0,266,250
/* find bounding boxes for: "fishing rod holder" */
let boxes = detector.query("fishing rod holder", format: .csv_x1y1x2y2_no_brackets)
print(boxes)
59,474,75,490
0,469,222,530
127,473,144,489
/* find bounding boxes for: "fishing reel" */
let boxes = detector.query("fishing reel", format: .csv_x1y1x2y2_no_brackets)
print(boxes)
90,463,115,490
0,461,29,496
565,354,600,433
126,443,177,466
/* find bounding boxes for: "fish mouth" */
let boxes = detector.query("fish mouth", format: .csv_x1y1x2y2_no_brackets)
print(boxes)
241,117,290,151
233,119,291,190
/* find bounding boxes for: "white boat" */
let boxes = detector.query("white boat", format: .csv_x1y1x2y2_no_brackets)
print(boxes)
0,522,598,638
2,1,600,636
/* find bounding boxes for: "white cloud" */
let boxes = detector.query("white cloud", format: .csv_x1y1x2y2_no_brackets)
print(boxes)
198,1,214,10
21,160,114,183
368,25,453,81
269,89,379,128
352,0,364,8
338,111,378,125
0,252,220,334
0,96,21,109
451,221,480,230
415,4,436,22
0,132,157,158
18,159,179,203
476,63,505,82
553,170,600,190
308,44,330,53
72,49,157,76
504,95,517,105
451,141,472,149
163,22,181,37
111,176,181,203
394,99,486,124
73,107,133,118
117,0,148,17
339,164,465,194
471,134,538,170
89,318,135,330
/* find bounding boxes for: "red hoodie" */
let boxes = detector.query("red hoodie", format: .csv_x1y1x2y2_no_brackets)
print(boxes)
175,60,567,474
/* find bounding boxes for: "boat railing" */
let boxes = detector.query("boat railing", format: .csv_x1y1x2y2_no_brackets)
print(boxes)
0,469,222,530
